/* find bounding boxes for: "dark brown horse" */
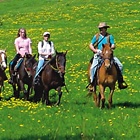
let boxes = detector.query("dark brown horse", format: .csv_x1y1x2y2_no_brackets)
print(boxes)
34,51,67,105
9,53,37,100
87,44,117,108
0,50,7,99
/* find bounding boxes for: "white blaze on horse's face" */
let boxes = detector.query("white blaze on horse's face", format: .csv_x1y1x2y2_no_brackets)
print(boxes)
26,70,32,77
104,50,111,69
105,50,109,54
1,53,7,69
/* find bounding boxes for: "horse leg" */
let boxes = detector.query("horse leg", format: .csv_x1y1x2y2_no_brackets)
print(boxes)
99,85,105,109
108,87,115,109
42,90,45,104
55,87,62,105
97,92,101,107
34,85,43,102
12,84,19,98
92,86,98,107
43,87,51,105
45,90,51,105
24,86,30,100
19,80,27,100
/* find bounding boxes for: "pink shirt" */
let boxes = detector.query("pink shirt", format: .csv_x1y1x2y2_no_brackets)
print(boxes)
14,37,32,57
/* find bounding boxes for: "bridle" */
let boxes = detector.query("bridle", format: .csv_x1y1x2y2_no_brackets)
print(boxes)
0,51,7,71
49,54,65,77
101,49,114,69
24,57,34,77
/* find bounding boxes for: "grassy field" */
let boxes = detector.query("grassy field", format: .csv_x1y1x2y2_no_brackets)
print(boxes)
0,0,140,140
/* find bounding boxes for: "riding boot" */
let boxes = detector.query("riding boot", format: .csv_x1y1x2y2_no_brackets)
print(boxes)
118,75,128,89
116,67,128,90
87,79,96,92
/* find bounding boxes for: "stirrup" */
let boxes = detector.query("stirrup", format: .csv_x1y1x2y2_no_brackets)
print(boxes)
12,72,17,76
86,83,94,92
8,78,13,84
118,81,128,89
86,83,91,89
34,76,40,85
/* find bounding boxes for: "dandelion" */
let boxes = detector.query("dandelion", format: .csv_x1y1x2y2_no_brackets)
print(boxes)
76,126,79,129
95,126,98,129
38,120,41,123
19,124,24,127
111,112,114,115
121,133,125,136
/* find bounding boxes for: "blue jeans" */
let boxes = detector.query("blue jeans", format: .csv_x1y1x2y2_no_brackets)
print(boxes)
90,54,123,83
34,59,44,81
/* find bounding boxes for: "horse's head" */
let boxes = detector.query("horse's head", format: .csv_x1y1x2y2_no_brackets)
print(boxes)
24,53,37,77
0,50,7,71
101,44,113,69
54,50,67,77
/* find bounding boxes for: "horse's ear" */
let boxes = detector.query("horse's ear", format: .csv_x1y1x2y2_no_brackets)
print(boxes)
33,54,36,58
55,50,58,54
64,50,68,55
24,53,27,58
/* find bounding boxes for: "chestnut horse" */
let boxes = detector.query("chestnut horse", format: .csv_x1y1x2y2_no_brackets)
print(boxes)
0,50,7,100
9,53,37,100
87,44,117,108
34,51,67,105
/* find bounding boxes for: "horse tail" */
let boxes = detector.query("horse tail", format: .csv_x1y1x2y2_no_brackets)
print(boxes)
0,84,4,93
64,84,69,93
87,62,91,84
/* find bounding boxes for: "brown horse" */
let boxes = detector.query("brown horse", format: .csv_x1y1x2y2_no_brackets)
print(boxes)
9,53,37,100
34,51,67,105
0,50,7,99
87,44,117,108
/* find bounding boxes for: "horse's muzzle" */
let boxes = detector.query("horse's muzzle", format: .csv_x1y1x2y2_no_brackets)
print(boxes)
104,59,111,69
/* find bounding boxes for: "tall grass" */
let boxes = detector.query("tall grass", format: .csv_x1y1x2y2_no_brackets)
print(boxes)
0,0,140,139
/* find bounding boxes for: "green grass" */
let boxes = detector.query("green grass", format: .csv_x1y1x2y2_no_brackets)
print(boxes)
0,0,140,139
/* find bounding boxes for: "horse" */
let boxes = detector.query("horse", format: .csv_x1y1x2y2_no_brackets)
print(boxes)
87,44,117,109
9,53,37,100
34,51,67,106
0,50,7,99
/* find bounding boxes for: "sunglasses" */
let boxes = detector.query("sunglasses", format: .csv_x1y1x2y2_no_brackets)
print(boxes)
44,35,50,37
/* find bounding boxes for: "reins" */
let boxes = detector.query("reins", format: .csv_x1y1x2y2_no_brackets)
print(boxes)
49,64,59,72
49,55,64,74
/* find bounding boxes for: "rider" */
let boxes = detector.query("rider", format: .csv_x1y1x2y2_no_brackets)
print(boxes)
8,28,32,84
33,31,55,85
89,22,128,90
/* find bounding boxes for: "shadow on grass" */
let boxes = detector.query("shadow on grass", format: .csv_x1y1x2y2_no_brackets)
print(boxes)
113,101,140,108
1,131,137,140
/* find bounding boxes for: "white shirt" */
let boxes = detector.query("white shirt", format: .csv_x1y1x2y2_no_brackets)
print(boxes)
38,40,55,60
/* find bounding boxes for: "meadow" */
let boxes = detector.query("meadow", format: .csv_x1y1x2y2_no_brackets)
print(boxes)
0,0,140,139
